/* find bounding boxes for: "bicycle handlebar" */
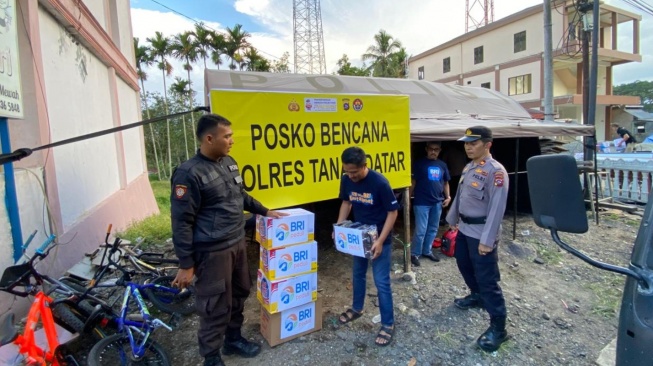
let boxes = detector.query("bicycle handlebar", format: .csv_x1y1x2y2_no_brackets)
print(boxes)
35,235,57,256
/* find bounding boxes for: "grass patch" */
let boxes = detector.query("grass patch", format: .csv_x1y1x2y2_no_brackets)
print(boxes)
118,179,171,247
533,239,564,265
588,274,624,318
433,327,456,348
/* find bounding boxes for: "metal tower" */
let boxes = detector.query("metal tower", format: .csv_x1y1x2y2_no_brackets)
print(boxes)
466,0,495,33
293,0,327,74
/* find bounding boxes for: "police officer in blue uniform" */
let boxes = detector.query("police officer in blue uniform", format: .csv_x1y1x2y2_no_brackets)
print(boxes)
445,126,510,352
171,114,286,366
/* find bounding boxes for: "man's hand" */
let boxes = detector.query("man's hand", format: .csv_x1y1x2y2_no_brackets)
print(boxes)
478,243,493,256
266,210,289,219
442,197,452,208
172,267,195,289
370,239,383,260
448,224,458,231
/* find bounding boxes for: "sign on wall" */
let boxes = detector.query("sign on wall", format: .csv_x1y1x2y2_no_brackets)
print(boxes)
210,90,411,209
0,0,23,119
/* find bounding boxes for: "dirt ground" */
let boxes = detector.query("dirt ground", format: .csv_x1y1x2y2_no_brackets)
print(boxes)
143,204,642,366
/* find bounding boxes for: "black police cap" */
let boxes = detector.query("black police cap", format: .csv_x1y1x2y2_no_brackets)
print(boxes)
458,126,493,142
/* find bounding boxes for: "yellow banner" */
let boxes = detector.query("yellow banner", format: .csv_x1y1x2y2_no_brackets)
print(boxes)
210,90,411,209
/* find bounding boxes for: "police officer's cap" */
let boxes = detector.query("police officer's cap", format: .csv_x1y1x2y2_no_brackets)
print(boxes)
458,126,493,142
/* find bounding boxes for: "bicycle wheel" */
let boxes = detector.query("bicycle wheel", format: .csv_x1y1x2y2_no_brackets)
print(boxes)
52,302,107,339
142,276,195,315
87,333,170,366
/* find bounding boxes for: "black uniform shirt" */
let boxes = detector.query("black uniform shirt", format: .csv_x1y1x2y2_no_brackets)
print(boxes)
171,152,268,268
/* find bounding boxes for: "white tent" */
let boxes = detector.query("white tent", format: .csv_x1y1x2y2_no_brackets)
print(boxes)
204,70,594,140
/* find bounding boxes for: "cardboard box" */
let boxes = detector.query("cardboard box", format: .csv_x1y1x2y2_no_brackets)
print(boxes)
333,221,378,258
257,270,317,313
256,208,315,249
260,241,318,280
260,297,323,347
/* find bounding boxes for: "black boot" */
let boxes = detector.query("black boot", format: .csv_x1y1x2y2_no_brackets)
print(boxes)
204,354,225,366
477,316,509,352
453,293,482,310
223,328,262,358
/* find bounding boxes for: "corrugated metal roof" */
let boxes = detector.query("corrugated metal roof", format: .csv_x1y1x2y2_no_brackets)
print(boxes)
625,108,653,121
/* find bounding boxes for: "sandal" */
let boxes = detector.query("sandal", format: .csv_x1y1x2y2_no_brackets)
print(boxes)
338,308,363,324
375,325,394,347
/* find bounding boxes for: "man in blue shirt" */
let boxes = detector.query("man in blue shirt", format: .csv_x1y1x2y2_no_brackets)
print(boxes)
410,141,451,267
336,147,399,347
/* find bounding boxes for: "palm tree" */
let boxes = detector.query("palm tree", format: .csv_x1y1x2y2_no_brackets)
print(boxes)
169,77,192,160
147,31,173,175
171,31,199,155
362,30,403,78
225,24,251,70
193,22,212,69
243,48,271,72
391,47,410,78
134,37,163,180
209,31,226,69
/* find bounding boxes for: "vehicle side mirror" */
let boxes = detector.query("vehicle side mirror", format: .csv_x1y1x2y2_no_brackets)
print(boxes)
526,155,588,234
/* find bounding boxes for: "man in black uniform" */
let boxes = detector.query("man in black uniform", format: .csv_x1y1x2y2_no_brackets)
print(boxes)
445,126,510,352
611,123,637,152
171,114,285,366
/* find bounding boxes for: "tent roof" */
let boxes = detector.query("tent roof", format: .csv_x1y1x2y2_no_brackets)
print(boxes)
204,70,594,139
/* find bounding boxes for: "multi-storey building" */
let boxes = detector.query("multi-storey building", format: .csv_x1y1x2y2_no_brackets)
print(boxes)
408,1,642,141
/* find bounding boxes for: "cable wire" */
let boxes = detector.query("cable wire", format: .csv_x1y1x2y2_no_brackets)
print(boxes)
147,0,294,65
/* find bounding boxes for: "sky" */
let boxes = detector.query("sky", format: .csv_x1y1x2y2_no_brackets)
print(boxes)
130,0,653,103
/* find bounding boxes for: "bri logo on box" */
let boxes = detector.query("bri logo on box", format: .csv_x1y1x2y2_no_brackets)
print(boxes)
275,221,306,241
281,286,295,304
337,233,347,249
278,254,293,272
284,314,298,332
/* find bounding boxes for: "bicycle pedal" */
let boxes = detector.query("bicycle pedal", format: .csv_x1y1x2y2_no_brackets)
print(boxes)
169,312,182,329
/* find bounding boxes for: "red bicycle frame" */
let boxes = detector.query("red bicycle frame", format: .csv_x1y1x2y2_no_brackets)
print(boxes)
12,292,62,365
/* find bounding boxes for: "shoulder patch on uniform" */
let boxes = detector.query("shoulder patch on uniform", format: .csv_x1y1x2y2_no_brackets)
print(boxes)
174,184,188,199
494,172,504,187
228,164,238,172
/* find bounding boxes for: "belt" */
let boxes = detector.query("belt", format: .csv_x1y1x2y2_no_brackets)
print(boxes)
460,214,486,225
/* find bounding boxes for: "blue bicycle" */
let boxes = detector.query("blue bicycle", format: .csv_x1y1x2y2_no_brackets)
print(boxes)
86,232,179,365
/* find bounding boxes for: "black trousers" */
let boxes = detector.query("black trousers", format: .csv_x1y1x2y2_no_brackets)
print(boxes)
193,238,250,357
454,231,506,318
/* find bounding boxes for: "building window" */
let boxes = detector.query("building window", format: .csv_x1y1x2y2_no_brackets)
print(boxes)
418,66,424,80
508,74,532,95
443,57,451,73
481,82,491,89
514,31,526,53
474,46,484,64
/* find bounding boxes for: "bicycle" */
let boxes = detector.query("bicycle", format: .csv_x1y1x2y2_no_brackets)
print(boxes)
85,228,181,365
0,233,86,365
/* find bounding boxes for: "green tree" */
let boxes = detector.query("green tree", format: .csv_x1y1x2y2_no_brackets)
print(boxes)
209,30,226,69
336,54,368,76
193,22,212,69
134,37,163,179
271,51,291,73
391,47,409,78
147,31,173,176
614,80,653,112
362,30,403,77
243,48,271,72
171,31,199,156
225,24,251,70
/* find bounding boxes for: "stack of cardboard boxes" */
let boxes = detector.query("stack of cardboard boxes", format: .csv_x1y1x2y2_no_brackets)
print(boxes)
255,208,322,346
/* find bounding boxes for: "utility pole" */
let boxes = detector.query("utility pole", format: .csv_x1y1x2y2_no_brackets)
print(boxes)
543,0,554,121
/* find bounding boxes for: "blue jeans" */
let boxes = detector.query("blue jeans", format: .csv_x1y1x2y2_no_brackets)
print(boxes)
352,240,394,327
411,203,442,257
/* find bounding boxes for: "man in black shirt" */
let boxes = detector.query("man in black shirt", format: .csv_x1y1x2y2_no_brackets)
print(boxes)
171,114,285,366
611,123,636,152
